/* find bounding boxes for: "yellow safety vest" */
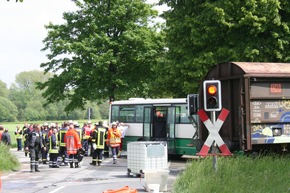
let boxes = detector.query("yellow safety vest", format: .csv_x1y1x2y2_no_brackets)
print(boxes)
49,133,59,154
59,129,68,147
92,128,106,149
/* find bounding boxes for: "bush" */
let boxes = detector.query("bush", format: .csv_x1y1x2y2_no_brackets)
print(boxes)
0,144,20,172
173,155,290,193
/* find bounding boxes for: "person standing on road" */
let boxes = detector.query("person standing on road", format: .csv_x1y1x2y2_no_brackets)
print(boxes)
117,122,129,157
102,121,110,158
2,128,11,147
82,122,91,156
14,125,23,151
25,124,46,172
90,121,107,166
64,121,82,168
58,122,69,166
107,122,122,164
41,123,49,164
48,125,59,168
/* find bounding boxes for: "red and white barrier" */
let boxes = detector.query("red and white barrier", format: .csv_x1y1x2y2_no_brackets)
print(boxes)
197,108,232,156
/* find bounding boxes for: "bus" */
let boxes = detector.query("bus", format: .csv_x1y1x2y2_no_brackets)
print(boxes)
109,98,199,156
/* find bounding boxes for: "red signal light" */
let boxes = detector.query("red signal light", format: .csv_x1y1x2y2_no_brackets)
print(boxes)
203,80,222,111
208,85,217,95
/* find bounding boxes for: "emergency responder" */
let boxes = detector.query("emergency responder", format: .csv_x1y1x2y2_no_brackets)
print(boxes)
74,121,85,163
107,122,122,164
48,124,59,168
82,121,92,156
58,122,69,166
74,121,83,144
90,122,107,166
103,121,109,158
14,125,23,151
25,124,46,172
23,123,32,157
117,122,129,157
64,121,82,168
41,123,49,164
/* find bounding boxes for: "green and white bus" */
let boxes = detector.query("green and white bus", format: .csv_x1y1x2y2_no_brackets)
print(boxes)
109,98,199,156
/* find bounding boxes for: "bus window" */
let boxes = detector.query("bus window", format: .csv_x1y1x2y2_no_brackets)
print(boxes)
135,105,144,123
176,105,190,123
111,106,119,122
120,105,135,123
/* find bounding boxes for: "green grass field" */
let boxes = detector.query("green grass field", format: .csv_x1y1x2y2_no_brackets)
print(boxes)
173,155,290,193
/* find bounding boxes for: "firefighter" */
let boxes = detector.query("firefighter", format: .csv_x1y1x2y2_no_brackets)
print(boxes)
74,121,83,145
64,121,82,168
23,123,32,157
48,124,59,168
41,123,49,164
58,122,69,166
74,121,85,163
90,122,107,166
25,124,46,172
107,122,122,164
82,121,92,156
102,121,109,158
14,125,23,151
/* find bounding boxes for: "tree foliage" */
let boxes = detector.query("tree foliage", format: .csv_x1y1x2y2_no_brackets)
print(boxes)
0,96,18,122
4,70,105,121
0,80,9,98
38,0,165,111
160,0,290,95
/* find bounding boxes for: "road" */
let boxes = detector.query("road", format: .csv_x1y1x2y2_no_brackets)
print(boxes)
1,149,187,193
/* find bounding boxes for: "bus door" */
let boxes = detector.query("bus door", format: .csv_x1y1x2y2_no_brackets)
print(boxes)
167,106,176,154
143,106,153,140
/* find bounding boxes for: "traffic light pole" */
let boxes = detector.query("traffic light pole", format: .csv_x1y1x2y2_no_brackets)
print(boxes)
211,111,218,172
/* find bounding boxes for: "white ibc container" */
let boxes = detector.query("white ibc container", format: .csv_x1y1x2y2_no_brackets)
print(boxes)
127,141,168,175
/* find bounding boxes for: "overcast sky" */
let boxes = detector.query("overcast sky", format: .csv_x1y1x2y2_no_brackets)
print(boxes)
0,0,167,88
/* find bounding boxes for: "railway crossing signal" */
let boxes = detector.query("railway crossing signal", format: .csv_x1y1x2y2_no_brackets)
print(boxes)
187,94,199,115
197,108,232,156
203,80,221,111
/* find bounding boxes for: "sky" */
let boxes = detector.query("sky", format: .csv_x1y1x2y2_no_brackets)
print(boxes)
0,0,168,88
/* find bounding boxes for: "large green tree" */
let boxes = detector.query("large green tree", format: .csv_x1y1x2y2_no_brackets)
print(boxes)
9,70,52,121
0,80,9,98
0,96,18,122
160,0,290,95
38,0,165,111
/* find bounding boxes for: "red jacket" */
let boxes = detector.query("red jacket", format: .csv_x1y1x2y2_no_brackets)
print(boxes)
64,129,82,155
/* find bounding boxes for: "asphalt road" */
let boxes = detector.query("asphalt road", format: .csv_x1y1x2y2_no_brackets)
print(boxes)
1,149,187,193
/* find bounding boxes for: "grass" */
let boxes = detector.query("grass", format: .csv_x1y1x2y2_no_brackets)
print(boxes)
173,154,290,193
0,144,20,172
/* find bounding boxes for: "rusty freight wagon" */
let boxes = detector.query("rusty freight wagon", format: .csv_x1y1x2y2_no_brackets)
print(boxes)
199,62,290,153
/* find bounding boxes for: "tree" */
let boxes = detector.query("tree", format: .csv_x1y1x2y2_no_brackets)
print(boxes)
38,0,165,111
9,70,52,121
0,96,18,122
160,0,290,95
0,80,9,98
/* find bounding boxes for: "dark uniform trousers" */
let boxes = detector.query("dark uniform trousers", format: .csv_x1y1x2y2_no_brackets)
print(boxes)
30,147,41,172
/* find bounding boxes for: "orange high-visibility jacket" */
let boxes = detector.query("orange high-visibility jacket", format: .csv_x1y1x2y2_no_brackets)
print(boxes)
64,129,82,155
107,128,122,147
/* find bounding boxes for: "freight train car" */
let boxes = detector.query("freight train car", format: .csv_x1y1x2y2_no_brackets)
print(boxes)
199,62,290,153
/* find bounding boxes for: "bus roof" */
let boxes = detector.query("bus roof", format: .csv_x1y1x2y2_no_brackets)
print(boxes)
111,98,187,105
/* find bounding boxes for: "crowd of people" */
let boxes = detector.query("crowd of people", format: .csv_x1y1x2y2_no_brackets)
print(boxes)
1,120,128,173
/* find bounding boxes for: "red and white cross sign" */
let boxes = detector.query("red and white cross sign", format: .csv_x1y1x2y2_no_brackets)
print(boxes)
197,108,232,156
